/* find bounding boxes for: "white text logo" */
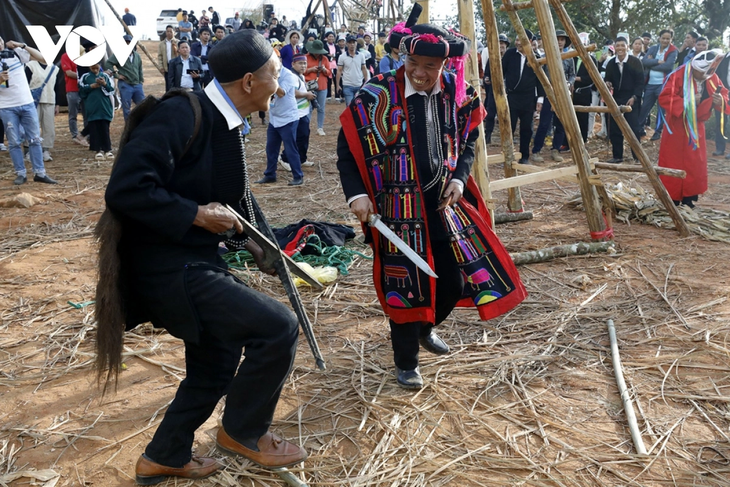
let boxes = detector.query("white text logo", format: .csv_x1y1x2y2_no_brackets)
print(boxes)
25,25,140,66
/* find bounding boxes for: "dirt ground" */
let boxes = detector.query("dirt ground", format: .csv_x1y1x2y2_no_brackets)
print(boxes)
1,41,730,486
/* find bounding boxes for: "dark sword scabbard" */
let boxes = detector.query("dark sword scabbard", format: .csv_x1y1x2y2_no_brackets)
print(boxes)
250,196,326,370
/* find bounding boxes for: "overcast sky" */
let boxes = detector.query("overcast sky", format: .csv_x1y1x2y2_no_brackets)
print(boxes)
98,0,455,39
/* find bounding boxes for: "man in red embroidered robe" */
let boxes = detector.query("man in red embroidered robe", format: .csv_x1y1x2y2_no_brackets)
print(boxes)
336,9,527,389
658,50,730,207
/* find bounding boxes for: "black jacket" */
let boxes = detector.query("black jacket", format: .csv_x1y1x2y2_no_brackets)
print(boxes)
501,47,543,109
190,41,213,66
604,54,644,103
167,55,203,90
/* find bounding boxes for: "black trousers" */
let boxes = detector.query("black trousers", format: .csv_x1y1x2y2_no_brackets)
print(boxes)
483,88,497,139
87,119,111,152
143,265,299,467
509,103,535,161
609,97,641,159
389,239,464,370
573,89,593,143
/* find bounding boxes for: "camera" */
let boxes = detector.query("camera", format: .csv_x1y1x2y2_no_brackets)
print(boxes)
0,49,16,60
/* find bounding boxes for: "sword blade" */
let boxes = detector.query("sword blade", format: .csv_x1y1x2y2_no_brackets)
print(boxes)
369,214,438,278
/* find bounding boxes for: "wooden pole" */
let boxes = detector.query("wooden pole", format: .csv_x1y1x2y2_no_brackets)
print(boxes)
594,162,686,179
322,0,332,27
495,211,533,224
302,0,324,31
480,0,524,213
574,105,632,113
101,0,163,74
536,44,596,64
414,0,429,23
458,0,493,223
529,0,608,239
548,0,690,237
510,241,614,265
606,319,648,455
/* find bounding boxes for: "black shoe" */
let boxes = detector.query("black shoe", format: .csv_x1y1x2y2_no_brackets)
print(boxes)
650,133,661,141
606,158,623,164
33,174,57,184
419,331,450,355
518,158,529,165
395,367,423,389
712,151,724,156
254,176,276,184
13,175,27,185
288,178,303,186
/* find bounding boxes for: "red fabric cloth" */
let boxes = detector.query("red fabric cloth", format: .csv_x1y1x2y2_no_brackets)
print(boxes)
60,53,78,93
658,71,730,200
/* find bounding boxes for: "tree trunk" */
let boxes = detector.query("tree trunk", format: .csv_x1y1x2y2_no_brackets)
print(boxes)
511,241,614,265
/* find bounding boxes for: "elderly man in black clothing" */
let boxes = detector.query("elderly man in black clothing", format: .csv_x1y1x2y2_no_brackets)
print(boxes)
502,30,543,164
97,30,307,485
604,37,645,163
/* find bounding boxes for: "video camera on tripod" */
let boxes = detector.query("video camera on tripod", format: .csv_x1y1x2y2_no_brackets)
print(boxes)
0,49,16,87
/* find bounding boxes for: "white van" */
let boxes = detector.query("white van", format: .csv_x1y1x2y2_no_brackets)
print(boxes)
156,9,179,37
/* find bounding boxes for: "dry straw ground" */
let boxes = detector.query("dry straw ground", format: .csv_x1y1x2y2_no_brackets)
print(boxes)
1,41,730,486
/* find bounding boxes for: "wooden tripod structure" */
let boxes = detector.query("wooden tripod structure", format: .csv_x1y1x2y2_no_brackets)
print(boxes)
458,0,691,239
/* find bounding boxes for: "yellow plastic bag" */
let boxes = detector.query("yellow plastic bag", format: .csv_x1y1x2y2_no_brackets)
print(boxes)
292,262,338,287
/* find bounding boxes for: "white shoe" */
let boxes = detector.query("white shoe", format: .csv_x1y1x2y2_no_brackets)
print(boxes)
279,160,291,171
24,152,30,162
105,151,114,159
43,150,52,162
0,143,7,151
530,152,544,162
550,149,564,162
302,160,315,167
95,152,105,161
317,128,326,136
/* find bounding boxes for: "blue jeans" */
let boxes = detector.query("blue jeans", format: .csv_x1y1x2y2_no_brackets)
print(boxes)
638,83,663,134
313,89,327,129
66,91,83,138
118,80,145,121
0,102,45,177
281,114,310,163
343,85,359,106
265,120,302,180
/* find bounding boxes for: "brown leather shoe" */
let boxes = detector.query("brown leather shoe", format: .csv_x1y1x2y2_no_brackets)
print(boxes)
135,454,220,485
216,428,307,468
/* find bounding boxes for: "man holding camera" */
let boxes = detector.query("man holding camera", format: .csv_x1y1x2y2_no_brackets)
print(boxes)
167,40,202,91
0,36,57,185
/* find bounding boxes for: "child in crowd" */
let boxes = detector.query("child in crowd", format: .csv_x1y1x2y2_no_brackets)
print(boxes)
79,62,114,161
281,53,316,170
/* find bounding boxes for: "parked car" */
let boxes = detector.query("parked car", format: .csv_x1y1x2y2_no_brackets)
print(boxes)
156,9,179,37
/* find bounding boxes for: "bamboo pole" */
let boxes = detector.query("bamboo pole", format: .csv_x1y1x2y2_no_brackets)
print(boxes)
594,162,686,178
458,0,493,223
574,105,632,113
536,44,596,64
101,0,163,74
480,0,524,213
510,241,614,265
528,0,608,239
302,0,324,31
606,319,648,455
273,468,309,487
322,0,332,28
548,0,690,237
414,0,429,23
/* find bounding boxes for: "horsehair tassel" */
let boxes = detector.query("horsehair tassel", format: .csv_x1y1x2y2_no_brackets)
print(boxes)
683,63,700,150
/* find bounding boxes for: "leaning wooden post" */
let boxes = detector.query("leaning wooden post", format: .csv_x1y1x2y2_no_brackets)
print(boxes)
457,0,493,223
321,0,332,28
414,0,429,24
531,0,608,239
101,0,163,74
548,0,690,237
480,0,524,213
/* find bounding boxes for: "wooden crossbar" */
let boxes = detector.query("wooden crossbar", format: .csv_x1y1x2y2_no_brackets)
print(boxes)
536,45,597,64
